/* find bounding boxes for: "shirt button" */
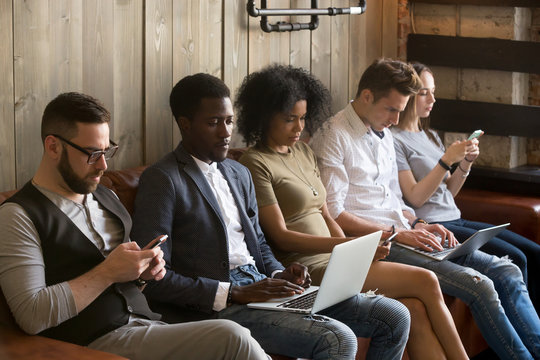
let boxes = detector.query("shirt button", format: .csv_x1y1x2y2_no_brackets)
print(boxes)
127,306,133,313
220,261,227,269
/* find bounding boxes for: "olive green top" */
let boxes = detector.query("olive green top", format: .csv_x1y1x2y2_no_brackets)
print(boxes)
240,141,329,237
239,142,332,284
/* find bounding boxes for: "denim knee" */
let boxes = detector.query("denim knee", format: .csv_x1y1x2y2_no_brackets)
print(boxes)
316,320,358,360
371,297,410,345
484,256,526,292
465,271,499,305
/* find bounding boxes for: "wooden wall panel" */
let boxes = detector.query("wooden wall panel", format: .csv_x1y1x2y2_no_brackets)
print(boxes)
173,0,222,78
330,0,351,113
0,0,394,192
248,0,291,72
172,0,223,146
311,4,332,94
224,0,249,148
13,0,52,186
349,3,368,101
113,0,144,169
289,0,312,71
382,0,399,59
144,0,174,165
48,0,83,97
82,1,114,120
0,0,15,191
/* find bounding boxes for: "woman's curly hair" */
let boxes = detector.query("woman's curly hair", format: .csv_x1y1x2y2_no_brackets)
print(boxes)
235,64,332,146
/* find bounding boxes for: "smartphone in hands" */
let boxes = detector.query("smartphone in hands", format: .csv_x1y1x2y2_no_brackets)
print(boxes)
381,232,398,246
144,235,168,250
467,129,483,140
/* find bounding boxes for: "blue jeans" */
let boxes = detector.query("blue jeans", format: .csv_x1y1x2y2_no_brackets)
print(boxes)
387,246,540,360
439,218,540,313
219,265,410,360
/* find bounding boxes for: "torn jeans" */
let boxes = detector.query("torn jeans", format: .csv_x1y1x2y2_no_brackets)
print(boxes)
387,246,540,359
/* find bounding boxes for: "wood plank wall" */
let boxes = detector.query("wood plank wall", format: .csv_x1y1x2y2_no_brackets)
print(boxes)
0,0,398,192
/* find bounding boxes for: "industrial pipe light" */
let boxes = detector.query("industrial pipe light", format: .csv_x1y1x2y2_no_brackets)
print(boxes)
247,0,366,33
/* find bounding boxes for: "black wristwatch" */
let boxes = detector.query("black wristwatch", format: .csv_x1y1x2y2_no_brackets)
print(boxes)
411,218,427,229
134,278,147,287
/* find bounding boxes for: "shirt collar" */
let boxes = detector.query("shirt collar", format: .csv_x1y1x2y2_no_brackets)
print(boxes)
344,102,369,137
345,102,389,140
191,155,218,175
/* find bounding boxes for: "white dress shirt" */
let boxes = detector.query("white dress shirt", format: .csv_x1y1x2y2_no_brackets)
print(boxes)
310,103,413,229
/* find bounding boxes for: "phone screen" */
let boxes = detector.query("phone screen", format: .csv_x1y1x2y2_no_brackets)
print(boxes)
467,130,483,140
149,235,168,249
381,232,398,246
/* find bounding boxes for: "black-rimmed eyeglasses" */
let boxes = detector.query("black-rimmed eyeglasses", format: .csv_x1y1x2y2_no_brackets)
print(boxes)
49,134,119,164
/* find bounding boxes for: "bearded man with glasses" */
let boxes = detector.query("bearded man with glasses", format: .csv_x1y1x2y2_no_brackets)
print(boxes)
0,92,269,360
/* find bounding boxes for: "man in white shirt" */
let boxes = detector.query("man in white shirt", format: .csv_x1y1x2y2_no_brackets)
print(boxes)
311,58,540,358
131,73,412,359
0,92,269,360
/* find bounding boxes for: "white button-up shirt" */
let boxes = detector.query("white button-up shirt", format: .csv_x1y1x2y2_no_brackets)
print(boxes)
310,103,413,229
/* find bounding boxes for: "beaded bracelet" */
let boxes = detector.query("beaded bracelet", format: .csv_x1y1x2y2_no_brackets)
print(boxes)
458,163,470,178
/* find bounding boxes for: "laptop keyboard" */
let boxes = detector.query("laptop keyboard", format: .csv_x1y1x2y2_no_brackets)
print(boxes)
415,240,460,256
277,290,319,310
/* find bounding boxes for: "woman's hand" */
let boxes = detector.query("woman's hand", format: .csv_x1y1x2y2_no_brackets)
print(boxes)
464,138,480,162
442,138,480,165
441,140,468,165
372,243,391,262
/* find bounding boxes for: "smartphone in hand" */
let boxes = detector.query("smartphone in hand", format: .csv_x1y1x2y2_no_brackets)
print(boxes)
467,129,483,140
381,232,398,246
144,235,168,250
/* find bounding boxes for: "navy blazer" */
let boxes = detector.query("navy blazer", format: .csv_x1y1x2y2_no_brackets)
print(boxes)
131,143,284,318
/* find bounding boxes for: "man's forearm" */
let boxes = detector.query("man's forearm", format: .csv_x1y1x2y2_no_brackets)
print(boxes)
335,211,391,237
401,210,416,226
68,262,114,313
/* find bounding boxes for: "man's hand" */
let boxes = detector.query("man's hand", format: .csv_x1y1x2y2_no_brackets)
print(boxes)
139,250,166,282
373,243,391,262
275,263,312,288
415,223,458,248
100,241,161,284
139,235,167,282
230,278,306,304
395,229,443,252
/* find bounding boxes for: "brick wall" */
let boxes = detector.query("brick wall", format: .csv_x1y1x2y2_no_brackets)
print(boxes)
528,9,540,164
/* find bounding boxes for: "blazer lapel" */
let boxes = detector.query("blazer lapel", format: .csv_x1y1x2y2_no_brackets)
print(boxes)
174,144,225,225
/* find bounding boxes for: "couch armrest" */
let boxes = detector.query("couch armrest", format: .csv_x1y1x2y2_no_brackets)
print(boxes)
0,326,128,360
455,188,540,245
1,291,127,359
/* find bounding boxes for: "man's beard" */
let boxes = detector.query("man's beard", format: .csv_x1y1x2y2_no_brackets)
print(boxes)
58,148,102,194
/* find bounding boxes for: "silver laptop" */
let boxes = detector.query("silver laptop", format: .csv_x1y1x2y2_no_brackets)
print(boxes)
247,231,381,314
395,223,510,261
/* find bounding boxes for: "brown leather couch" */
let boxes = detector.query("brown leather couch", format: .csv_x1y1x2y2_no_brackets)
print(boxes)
2,148,539,359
